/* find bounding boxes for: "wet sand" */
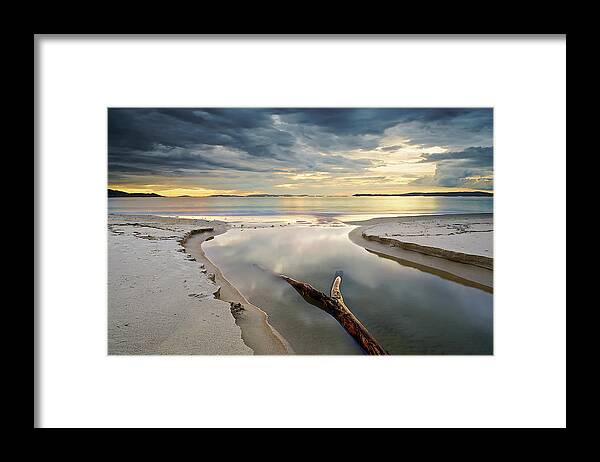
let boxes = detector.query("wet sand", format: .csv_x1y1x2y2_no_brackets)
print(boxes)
183,230,292,355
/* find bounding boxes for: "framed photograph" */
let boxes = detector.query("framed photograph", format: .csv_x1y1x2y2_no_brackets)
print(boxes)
35,35,566,428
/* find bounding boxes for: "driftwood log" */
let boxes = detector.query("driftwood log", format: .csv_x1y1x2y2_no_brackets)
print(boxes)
281,271,388,355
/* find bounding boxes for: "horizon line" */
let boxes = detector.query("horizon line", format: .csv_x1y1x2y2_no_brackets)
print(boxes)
108,188,494,198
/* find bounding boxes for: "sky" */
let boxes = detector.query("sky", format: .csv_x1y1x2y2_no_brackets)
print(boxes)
108,108,493,197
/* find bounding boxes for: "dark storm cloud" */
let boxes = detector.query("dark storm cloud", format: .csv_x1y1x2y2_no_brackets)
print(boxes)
109,108,296,157
108,108,493,187
274,108,491,135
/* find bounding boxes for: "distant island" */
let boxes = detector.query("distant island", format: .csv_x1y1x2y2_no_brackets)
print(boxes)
353,191,493,197
108,189,164,198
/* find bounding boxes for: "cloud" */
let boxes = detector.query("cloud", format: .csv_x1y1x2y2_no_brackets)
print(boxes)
108,108,493,193
416,146,493,166
108,108,379,181
411,147,493,189
274,108,491,136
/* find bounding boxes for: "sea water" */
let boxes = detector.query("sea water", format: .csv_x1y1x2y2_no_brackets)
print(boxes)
108,195,492,222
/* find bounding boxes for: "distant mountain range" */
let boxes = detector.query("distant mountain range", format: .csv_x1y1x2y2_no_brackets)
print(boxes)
352,191,493,197
108,189,164,198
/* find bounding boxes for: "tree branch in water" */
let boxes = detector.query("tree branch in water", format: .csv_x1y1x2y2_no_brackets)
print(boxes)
281,272,388,355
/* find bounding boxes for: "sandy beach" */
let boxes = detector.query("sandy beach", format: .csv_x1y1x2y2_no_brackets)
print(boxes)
349,214,492,267
108,214,288,355
346,214,493,291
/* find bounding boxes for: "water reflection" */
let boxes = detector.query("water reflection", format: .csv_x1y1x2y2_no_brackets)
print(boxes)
203,226,493,355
